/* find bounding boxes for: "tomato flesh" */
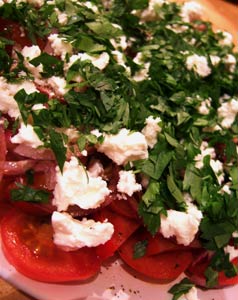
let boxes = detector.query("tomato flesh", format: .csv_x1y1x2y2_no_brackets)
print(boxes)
186,251,238,287
1,209,101,282
94,207,140,260
118,228,193,283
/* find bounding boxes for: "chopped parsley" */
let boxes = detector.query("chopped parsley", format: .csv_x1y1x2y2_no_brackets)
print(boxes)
11,183,50,204
168,277,195,300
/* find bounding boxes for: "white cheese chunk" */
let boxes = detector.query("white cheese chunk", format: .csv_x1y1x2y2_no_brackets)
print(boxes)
21,45,43,78
217,30,233,46
178,286,200,300
186,54,211,77
194,141,216,169
224,245,238,262
97,128,148,165
0,77,37,118
47,76,69,96
52,212,114,251
53,156,111,211
117,170,142,196
138,0,168,22
111,50,131,74
218,98,238,128
224,54,236,73
11,123,44,148
142,115,162,148
197,98,211,115
48,33,73,59
210,55,221,66
160,199,203,246
180,1,203,23
54,8,68,25
66,52,110,71
210,159,224,185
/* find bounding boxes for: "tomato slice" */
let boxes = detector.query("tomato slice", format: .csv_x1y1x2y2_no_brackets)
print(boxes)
0,125,7,181
186,251,238,287
108,196,139,219
218,257,238,286
1,209,101,282
118,229,193,283
94,207,140,260
137,229,186,256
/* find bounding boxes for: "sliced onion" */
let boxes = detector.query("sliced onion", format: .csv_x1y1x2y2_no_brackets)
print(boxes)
34,160,57,190
3,160,36,176
13,144,55,160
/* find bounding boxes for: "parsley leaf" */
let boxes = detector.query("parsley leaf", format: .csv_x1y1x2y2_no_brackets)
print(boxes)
11,183,50,204
133,239,148,259
49,129,67,173
168,277,195,300
138,181,166,235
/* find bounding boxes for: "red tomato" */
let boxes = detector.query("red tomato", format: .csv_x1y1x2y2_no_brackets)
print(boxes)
118,229,193,283
186,251,238,287
0,125,7,181
1,209,101,282
4,170,56,216
94,207,140,260
146,232,201,256
108,196,139,219
0,18,32,49
218,257,238,286
141,229,187,256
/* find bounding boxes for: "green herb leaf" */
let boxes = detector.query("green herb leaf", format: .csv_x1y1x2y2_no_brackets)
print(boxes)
49,129,67,173
133,239,148,259
11,183,50,204
168,277,195,300
30,53,64,77
205,266,218,288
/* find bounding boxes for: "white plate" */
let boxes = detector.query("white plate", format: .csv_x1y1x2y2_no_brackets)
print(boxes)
0,237,237,300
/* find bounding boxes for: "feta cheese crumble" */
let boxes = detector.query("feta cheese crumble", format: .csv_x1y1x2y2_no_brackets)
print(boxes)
224,245,238,262
194,141,216,169
97,128,148,165
180,1,203,22
186,54,211,77
178,286,200,300
160,197,203,246
53,156,111,211
197,98,211,115
224,54,236,73
48,33,73,59
217,30,233,47
52,211,114,251
142,115,162,148
0,77,38,118
117,170,142,196
218,98,238,128
47,76,69,96
11,123,44,148
21,45,43,78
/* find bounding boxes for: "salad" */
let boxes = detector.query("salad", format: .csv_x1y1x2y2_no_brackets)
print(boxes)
0,0,238,299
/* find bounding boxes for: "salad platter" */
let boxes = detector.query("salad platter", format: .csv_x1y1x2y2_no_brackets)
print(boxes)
0,0,238,300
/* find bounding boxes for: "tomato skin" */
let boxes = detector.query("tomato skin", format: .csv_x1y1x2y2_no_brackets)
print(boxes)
3,172,56,216
108,196,139,219
138,229,186,256
0,125,7,181
1,209,101,282
186,251,238,288
218,257,238,286
118,229,193,283
94,207,140,260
